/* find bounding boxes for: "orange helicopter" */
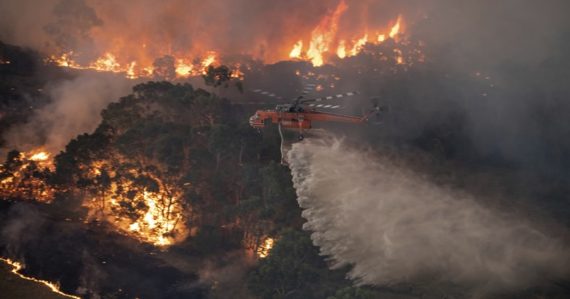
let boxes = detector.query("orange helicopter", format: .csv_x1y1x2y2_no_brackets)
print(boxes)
249,89,382,140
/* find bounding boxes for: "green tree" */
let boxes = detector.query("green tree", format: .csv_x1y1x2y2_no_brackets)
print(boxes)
248,229,341,299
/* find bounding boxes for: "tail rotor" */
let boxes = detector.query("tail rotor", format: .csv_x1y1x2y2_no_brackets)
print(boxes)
366,97,389,124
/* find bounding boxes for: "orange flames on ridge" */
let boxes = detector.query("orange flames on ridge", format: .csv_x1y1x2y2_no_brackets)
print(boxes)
0,257,81,299
42,1,411,78
47,50,223,80
289,0,406,66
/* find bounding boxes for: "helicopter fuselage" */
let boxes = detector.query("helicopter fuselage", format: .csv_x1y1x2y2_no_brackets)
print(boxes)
249,108,366,131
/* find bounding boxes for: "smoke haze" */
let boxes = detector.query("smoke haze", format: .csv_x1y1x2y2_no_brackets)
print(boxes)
0,204,45,258
4,73,131,153
288,136,569,293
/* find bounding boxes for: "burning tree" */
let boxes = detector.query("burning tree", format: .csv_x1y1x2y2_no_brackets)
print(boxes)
51,82,207,246
80,156,189,246
0,78,295,252
48,81,287,249
0,149,55,203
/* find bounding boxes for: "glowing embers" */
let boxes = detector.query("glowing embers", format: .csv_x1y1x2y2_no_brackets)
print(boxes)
0,149,55,203
393,48,404,65
256,237,275,258
230,63,245,80
84,160,188,247
0,257,81,299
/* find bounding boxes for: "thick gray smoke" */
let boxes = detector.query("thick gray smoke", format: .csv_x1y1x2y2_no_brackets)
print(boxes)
288,136,569,293
4,73,131,153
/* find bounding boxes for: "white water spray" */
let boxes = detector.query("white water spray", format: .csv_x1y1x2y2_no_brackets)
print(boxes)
287,136,569,292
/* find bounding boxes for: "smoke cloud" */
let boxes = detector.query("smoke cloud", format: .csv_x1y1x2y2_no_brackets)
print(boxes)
288,135,569,294
3,72,131,153
0,203,46,258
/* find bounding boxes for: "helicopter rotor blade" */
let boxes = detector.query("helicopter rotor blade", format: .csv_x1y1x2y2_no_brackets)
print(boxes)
250,89,285,100
306,103,343,109
302,83,317,95
300,91,360,104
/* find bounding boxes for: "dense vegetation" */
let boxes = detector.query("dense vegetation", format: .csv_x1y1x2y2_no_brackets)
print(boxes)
0,51,382,297
1,33,570,298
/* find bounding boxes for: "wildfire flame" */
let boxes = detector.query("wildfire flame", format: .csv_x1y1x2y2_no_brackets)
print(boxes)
84,160,188,247
286,0,407,67
127,190,185,246
256,237,275,258
47,50,227,80
0,257,81,299
200,51,217,70
305,0,348,66
0,149,55,203
40,1,411,77
175,59,194,77
336,40,347,59
289,40,303,59
389,15,403,40
91,53,121,72
349,33,368,56
29,151,50,162
0,148,189,247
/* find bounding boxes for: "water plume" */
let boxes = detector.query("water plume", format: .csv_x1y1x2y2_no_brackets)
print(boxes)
287,135,569,293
